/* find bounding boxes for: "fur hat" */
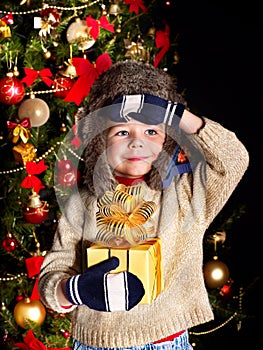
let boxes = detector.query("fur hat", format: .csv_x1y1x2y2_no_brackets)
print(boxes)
77,60,187,197
87,60,186,112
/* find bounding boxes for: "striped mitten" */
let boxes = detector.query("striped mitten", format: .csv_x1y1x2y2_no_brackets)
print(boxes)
65,257,145,312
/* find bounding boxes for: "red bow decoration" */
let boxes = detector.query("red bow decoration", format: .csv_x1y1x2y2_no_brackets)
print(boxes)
70,124,82,149
153,24,170,68
21,68,54,87
86,15,115,40
64,53,112,106
21,160,48,194
1,13,14,24
25,256,44,300
14,330,71,350
7,118,31,131
7,118,32,143
123,0,147,14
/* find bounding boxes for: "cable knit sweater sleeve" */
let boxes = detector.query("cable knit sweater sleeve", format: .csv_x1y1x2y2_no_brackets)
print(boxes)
191,117,249,226
38,192,97,313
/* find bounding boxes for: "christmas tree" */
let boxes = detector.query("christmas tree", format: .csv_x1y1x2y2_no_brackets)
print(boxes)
0,1,259,349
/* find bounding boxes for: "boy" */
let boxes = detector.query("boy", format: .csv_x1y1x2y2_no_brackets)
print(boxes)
39,60,249,350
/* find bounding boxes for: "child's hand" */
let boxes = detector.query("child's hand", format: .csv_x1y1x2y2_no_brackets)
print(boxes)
65,257,145,311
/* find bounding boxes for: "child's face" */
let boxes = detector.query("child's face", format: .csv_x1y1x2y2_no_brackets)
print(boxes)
106,120,166,178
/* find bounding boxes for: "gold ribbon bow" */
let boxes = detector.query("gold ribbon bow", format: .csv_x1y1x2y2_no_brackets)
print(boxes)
96,184,157,246
7,118,31,143
12,125,31,143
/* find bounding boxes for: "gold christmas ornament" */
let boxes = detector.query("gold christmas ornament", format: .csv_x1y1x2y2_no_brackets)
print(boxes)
60,123,67,132
124,37,149,62
66,18,95,50
18,95,50,127
109,3,121,15
14,297,46,328
203,257,230,289
62,59,78,78
13,66,20,77
0,20,11,39
147,27,156,38
43,49,52,60
116,23,122,33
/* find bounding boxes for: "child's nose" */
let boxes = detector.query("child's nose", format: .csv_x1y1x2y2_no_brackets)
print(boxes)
129,138,144,148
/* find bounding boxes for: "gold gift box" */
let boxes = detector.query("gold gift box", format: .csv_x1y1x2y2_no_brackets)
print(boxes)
87,238,163,304
13,142,36,165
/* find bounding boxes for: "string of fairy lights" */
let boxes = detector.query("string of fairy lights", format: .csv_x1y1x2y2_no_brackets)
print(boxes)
0,0,101,15
0,141,84,175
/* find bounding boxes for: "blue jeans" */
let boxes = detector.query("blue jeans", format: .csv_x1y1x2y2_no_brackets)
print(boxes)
72,331,193,350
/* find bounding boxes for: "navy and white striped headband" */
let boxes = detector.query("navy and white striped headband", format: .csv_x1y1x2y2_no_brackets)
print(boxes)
108,94,185,126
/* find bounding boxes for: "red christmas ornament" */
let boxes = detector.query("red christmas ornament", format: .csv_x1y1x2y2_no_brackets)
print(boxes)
16,295,24,302
56,159,81,187
53,76,75,99
2,233,19,252
0,74,25,105
62,330,70,339
219,279,234,299
221,284,231,295
23,192,49,224
57,159,73,172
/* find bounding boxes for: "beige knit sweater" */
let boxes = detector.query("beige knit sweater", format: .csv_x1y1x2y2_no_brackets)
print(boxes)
38,118,249,347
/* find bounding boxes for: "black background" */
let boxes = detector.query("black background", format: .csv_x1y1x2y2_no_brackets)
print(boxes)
161,0,261,348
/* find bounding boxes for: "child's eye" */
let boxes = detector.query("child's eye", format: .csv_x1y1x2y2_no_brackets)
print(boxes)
145,129,157,135
116,130,129,136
